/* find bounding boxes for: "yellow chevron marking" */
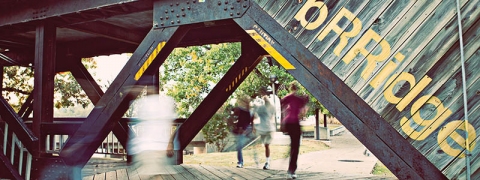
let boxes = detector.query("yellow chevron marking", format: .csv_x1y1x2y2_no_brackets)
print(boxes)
225,67,250,92
135,41,166,80
246,30,295,70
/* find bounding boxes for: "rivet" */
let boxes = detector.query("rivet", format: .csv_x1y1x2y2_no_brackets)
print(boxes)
177,20,181,23
231,6,234,10
225,1,228,4
187,6,191,10
182,13,186,17
160,17,163,20
176,14,180,17
181,7,185,11
171,21,174,24
161,23,164,26
243,4,247,8
224,7,227,11
193,0,196,3
176,2,180,6
218,1,221,5
166,16,169,19
230,12,233,16
171,9,174,12
170,3,173,6
237,0,240,2
165,10,168,13
237,12,240,15
187,0,190,4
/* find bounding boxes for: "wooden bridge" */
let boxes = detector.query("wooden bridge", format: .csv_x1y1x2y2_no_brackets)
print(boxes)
0,0,479,179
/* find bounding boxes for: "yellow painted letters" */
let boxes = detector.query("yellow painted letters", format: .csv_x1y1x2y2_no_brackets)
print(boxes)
396,75,432,111
438,120,476,158
383,72,415,104
400,95,452,140
317,7,362,56
294,0,328,30
370,53,404,88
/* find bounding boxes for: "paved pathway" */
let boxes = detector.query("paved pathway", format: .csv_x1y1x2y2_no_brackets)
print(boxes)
266,130,396,178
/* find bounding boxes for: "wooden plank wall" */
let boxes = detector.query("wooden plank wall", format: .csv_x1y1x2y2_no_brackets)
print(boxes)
252,0,480,179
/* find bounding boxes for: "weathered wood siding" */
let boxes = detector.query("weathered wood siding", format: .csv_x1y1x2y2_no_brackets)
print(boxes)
252,0,480,179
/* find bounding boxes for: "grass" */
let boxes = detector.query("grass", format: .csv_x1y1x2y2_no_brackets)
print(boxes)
372,161,395,177
183,139,330,167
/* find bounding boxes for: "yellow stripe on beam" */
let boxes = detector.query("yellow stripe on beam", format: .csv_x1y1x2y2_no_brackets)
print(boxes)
246,30,295,70
135,41,166,80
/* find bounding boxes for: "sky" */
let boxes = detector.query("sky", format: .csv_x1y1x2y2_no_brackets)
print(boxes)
54,54,129,117
91,54,129,87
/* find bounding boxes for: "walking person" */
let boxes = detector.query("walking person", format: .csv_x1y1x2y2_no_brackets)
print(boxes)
281,82,309,179
233,94,255,168
252,87,276,170
128,87,177,175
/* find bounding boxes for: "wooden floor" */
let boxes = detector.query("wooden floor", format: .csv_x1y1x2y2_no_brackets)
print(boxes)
82,164,397,180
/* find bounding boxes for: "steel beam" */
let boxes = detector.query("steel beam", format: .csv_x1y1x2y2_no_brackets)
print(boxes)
0,96,38,153
176,37,267,150
33,23,56,155
66,21,146,45
60,24,193,168
0,0,152,27
70,60,104,105
234,3,447,180
69,59,129,150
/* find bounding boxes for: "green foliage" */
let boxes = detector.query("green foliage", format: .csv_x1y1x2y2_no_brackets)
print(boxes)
161,43,333,152
201,104,232,152
2,66,34,111
161,43,241,151
2,58,96,112
161,43,240,117
54,72,90,109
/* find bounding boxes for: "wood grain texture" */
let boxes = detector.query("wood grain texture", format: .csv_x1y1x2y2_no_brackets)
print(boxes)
249,0,480,178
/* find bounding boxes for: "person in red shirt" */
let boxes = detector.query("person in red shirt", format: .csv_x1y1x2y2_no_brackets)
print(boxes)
281,82,308,179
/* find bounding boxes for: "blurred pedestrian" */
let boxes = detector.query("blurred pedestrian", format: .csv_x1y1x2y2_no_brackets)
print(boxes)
233,94,255,168
128,87,177,175
252,87,276,170
281,81,308,179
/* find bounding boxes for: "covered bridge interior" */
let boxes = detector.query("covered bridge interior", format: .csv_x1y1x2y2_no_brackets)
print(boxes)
0,0,479,179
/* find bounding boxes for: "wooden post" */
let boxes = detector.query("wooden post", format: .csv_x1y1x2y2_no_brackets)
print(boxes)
324,114,327,128
315,108,319,140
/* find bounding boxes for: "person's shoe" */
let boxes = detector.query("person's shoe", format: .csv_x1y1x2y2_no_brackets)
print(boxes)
263,162,270,170
287,172,297,179
236,163,243,168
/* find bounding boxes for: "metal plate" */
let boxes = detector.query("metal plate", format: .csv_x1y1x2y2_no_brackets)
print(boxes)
153,0,250,28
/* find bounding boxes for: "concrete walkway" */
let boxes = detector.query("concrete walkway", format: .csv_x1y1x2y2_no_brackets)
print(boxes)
266,130,393,177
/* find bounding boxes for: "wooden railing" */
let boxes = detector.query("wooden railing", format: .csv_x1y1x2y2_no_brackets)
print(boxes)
1,122,33,180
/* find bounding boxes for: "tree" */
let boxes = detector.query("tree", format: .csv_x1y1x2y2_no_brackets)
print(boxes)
2,58,97,112
161,43,333,152
161,43,241,151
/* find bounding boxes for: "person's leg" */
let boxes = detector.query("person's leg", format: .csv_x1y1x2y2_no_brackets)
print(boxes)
263,132,272,160
265,144,270,158
236,134,244,167
287,123,301,175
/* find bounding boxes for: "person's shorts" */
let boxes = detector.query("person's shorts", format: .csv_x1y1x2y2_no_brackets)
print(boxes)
258,131,274,145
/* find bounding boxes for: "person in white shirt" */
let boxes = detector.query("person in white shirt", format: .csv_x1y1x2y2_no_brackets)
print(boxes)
252,87,276,170
129,92,176,175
